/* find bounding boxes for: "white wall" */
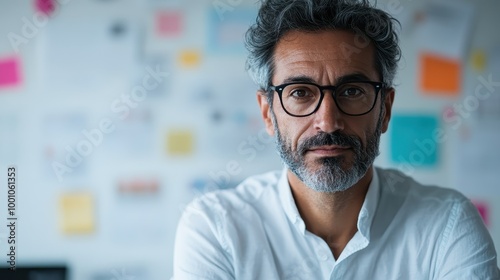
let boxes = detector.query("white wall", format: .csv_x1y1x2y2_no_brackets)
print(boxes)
0,0,498,279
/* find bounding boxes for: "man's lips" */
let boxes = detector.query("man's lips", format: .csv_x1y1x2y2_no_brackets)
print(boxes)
306,146,351,156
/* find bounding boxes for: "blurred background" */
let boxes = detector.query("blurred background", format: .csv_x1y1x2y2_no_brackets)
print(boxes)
0,0,499,279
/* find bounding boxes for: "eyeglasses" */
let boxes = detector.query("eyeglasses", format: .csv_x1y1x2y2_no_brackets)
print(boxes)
269,81,384,117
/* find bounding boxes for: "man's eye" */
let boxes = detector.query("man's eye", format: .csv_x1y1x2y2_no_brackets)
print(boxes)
289,89,313,98
339,87,364,97
290,89,310,98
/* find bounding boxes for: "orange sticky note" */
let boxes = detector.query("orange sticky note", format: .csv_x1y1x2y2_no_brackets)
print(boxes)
420,53,461,96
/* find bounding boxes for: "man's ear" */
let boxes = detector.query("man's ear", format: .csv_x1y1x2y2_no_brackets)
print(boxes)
257,90,275,136
381,87,395,133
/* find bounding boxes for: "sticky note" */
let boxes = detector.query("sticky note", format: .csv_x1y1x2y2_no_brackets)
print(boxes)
472,200,490,227
0,57,22,89
35,0,56,16
167,129,194,155
191,178,209,192
420,52,461,96
443,106,456,119
59,193,94,234
118,179,159,195
178,50,201,68
470,50,486,72
156,10,182,37
390,114,439,167
208,9,256,53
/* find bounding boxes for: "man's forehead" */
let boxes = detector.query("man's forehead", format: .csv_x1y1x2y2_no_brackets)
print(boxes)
272,30,377,82
274,29,373,61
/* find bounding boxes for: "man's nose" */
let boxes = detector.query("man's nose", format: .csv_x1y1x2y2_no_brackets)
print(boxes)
313,92,344,133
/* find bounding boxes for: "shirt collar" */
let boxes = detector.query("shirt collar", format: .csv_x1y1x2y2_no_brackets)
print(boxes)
357,166,380,241
277,166,380,240
277,167,306,233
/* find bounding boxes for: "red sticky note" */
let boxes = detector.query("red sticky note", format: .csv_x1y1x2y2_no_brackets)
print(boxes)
420,52,461,96
472,200,490,227
35,0,56,16
156,11,182,37
0,57,22,89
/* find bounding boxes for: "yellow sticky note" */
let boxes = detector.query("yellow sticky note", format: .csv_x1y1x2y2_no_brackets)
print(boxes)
420,52,461,96
470,50,486,72
167,129,194,155
178,50,201,68
59,193,94,234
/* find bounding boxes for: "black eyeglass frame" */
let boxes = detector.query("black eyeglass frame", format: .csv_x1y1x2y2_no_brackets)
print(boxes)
269,81,385,117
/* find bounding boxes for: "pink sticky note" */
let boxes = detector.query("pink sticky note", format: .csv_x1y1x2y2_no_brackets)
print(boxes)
0,57,22,89
443,106,455,119
156,11,182,37
472,200,490,227
35,0,56,16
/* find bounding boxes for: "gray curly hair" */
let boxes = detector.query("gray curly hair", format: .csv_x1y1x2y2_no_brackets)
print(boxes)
245,0,401,92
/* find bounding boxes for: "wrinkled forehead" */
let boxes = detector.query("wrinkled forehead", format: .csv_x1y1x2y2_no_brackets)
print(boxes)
272,29,379,84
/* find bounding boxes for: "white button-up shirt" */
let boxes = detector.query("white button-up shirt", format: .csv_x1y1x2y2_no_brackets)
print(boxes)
173,167,499,279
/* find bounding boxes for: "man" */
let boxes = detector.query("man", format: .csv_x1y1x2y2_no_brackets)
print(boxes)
173,0,499,279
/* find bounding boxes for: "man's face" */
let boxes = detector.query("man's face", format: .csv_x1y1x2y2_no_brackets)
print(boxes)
257,30,394,192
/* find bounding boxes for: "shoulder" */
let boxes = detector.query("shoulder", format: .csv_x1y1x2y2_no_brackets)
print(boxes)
373,166,477,230
373,167,499,277
183,170,282,218
173,172,283,279
178,170,282,253
373,166,487,243
375,167,469,205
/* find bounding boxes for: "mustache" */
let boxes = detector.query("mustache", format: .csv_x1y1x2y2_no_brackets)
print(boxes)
297,131,362,156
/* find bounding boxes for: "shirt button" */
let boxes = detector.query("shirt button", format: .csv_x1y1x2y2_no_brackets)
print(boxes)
318,250,328,261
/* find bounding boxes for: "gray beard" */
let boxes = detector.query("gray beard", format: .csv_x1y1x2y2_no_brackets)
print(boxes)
273,112,383,193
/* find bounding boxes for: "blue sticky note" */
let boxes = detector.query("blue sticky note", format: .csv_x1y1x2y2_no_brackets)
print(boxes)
390,114,439,167
207,8,257,54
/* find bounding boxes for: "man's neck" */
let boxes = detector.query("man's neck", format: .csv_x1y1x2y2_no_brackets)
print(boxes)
287,167,373,259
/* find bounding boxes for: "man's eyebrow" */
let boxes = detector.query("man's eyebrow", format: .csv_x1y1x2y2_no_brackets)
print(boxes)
281,75,317,84
335,73,374,84
280,73,376,85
